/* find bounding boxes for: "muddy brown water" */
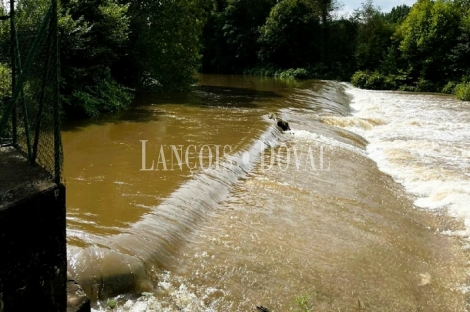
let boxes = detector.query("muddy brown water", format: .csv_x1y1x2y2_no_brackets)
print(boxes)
63,75,469,311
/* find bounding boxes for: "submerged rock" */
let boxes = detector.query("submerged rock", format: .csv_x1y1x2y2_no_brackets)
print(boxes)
268,112,291,131
66,279,90,312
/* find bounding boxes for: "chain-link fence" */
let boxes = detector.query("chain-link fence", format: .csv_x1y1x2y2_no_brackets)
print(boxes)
0,0,62,194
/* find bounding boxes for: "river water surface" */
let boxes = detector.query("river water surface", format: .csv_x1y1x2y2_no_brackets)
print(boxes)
63,75,470,311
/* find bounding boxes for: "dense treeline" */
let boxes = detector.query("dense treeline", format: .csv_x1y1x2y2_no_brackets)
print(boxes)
201,0,357,80
350,0,470,100
1,0,469,119
0,0,210,117
201,0,470,100
58,0,209,117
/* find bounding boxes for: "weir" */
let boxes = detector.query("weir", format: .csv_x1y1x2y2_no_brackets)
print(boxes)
64,77,469,310
67,125,282,300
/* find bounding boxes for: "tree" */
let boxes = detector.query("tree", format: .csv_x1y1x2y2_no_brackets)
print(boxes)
200,0,233,73
304,0,342,63
59,0,131,117
450,2,470,78
396,0,461,84
220,0,276,72
120,0,208,91
258,0,322,68
353,0,394,71
327,18,358,79
383,5,411,25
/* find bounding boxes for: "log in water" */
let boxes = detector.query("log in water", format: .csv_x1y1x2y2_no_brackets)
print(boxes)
63,75,470,311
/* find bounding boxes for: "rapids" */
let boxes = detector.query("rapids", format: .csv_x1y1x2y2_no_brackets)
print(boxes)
63,75,469,311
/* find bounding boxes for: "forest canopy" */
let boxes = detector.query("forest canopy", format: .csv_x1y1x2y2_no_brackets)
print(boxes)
1,0,210,117
1,0,469,118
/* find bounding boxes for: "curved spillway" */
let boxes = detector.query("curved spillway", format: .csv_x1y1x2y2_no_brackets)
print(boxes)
63,76,469,310
67,125,283,299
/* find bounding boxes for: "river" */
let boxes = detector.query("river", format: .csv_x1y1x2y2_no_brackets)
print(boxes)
63,74,470,311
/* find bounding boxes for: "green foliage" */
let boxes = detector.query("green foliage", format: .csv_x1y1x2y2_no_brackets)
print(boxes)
0,63,12,135
204,0,470,103
383,4,411,25
351,71,370,88
415,78,435,92
0,63,12,99
200,0,275,73
258,0,322,68
125,0,207,91
294,294,313,312
325,19,358,80
450,10,470,78
201,0,353,77
59,0,132,117
396,0,461,83
200,1,231,73
442,81,458,94
350,0,470,101
351,70,402,90
107,298,117,309
279,68,310,79
5,0,470,117
245,66,311,80
0,0,210,119
67,71,132,117
455,82,470,101
244,65,281,77
353,0,395,71
363,71,385,90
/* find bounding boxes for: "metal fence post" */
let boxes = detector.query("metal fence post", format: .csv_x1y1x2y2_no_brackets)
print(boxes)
10,0,16,145
52,0,61,184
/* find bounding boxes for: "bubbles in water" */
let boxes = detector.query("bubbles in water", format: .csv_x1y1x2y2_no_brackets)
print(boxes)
91,271,223,312
242,152,250,165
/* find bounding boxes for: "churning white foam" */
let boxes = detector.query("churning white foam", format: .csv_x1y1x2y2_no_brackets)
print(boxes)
345,86,470,237
290,129,366,156
91,271,222,312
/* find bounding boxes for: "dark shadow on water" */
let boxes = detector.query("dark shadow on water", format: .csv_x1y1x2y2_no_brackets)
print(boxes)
62,85,282,132
135,85,282,108
61,108,166,132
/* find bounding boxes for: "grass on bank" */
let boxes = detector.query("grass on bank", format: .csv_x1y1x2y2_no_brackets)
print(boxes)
351,70,470,101
455,82,470,101
245,65,470,102
244,66,311,80
244,63,353,81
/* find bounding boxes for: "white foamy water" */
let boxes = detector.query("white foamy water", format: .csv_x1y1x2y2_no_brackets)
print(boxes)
71,79,469,310
291,129,367,156
344,86,470,235
90,271,220,312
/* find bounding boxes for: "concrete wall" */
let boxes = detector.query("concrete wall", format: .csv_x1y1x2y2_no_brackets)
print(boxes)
0,182,66,311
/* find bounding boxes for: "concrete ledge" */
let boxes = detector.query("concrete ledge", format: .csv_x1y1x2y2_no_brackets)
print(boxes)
0,164,66,311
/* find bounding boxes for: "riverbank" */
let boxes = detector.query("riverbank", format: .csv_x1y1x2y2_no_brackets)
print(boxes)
350,70,470,101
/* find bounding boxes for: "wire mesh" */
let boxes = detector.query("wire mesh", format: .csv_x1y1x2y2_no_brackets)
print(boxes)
0,0,62,197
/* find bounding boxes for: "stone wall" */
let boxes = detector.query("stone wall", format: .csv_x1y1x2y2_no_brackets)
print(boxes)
0,182,66,311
